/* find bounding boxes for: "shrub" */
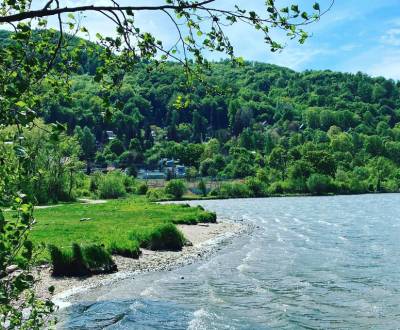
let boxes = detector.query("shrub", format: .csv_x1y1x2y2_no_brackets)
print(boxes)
82,245,117,274
89,172,102,192
108,240,141,259
146,188,167,201
137,182,149,195
267,181,285,195
219,182,251,198
165,179,187,199
245,177,267,197
130,223,185,251
98,172,126,199
123,175,136,193
198,179,207,197
307,174,336,195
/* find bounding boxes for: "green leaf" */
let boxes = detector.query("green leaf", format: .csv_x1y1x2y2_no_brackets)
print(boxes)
15,101,27,107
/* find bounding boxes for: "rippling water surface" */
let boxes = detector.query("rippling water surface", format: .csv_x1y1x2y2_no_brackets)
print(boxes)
59,194,400,329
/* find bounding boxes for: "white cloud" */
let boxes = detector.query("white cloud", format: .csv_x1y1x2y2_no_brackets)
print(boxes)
381,28,400,46
339,46,400,80
367,50,400,79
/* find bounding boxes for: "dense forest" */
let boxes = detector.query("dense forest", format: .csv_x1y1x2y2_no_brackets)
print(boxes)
2,30,400,203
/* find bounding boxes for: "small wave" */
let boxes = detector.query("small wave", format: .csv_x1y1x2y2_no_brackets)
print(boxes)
188,308,228,330
140,285,157,297
237,263,250,273
129,300,145,311
188,308,212,330
294,232,310,242
318,220,338,227
276,233,284,242
208,288,225,304
292,217,304,224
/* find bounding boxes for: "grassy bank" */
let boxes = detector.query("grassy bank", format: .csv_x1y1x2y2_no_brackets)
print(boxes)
8,197,216,276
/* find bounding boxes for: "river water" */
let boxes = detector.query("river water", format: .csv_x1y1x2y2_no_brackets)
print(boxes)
58,194,400,329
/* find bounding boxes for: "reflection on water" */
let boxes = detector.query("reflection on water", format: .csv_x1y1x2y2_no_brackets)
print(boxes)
60,194,400,329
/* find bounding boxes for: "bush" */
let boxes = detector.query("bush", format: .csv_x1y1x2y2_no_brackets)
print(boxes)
137,182,149,195
165,179,187,199
98,172,126,199
217,182,251,198
267,181,285,195
307,174,336,195
245,177,267,197
198,179,207,197
108,240,141,258
123,174,136,193
146,188,167,201
130,223,185,251
89,172,102,192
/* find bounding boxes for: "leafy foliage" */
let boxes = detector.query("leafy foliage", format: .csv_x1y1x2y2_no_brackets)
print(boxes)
97,171,127,199
165,179,187,199
0,198,55,328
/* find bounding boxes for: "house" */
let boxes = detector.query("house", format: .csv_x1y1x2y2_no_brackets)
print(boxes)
158,158,186,179
175,165,186,178
137,169,166,179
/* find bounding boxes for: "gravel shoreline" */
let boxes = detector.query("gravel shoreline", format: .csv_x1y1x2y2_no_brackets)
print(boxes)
34,220,249,307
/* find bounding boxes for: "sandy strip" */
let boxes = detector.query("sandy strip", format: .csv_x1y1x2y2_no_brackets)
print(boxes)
34,221,248,306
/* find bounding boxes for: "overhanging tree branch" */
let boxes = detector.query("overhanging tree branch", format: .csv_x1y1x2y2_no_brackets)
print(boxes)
0,0,216,23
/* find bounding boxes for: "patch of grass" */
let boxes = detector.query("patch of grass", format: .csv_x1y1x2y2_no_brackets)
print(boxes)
82,244,117,274
108,240,141,259
172,209,216,225
22,197,213,264
48,243,90,277
129,223,185,251
48,243,116,277
197,211,217,223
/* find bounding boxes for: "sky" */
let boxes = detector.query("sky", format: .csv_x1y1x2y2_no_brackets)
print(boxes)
49,1,400,79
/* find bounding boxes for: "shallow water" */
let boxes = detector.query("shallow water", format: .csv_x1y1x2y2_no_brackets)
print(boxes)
59,194,400,329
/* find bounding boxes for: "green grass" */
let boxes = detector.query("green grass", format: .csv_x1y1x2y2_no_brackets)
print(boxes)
22,197,215,262
48,243,116,277
129,223,185,251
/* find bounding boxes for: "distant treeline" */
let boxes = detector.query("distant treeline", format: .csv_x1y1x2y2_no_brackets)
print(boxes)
2,30,400,198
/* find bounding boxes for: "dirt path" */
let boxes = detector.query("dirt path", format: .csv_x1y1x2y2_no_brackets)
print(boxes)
26,199,108,210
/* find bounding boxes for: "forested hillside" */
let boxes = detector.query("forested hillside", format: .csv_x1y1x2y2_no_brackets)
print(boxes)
2,30,400,200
